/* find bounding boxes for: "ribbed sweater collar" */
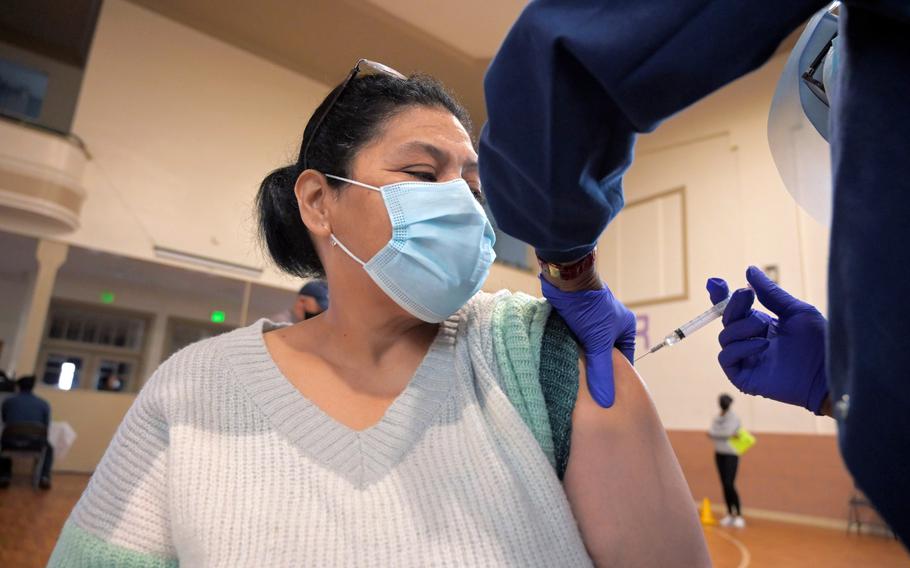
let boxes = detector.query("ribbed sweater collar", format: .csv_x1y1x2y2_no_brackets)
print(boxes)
221,316,459,488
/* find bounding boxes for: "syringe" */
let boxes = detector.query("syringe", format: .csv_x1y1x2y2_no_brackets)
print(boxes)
635,297,731,362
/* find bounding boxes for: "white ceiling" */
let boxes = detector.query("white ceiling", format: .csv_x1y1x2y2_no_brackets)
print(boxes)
365,0,527,59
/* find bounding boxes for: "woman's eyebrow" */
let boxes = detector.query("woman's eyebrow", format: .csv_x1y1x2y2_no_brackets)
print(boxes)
393,141,478,172
393,141,448,164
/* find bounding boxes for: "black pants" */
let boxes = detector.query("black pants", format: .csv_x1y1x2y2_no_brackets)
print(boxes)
0,442,54,482
715,452,741,516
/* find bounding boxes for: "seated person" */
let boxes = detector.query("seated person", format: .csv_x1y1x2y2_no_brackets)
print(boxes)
1,375,53,489
0,370,16,394
0,370,16,409
49,65,708,567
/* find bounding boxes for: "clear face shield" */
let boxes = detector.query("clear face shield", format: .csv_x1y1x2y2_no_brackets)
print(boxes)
767,2,840,228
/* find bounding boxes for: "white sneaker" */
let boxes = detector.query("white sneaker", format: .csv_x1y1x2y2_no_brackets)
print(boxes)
719,515,735,527
733,516,746,529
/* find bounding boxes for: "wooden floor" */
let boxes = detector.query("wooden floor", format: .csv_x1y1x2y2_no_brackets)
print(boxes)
704,519,909,568
1,473,907,567
0,473,87,567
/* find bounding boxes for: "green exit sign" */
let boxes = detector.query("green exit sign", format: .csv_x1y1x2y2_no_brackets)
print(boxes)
210,310,226,323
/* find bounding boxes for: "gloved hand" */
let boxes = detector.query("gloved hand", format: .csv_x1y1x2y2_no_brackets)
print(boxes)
706,266,829,414
541,276,636,408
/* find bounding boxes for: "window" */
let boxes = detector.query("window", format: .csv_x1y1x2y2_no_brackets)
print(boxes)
41,354,83,390
0,0,102,132
0,58,48,120
600,186,688,307
46,305,146,350
38,302,149,394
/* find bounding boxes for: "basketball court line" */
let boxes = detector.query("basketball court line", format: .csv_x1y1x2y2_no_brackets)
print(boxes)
707,526,752,568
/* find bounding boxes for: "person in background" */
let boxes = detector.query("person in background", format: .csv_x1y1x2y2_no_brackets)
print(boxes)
97,372,123,392
270,280,329,324
708,393,744,528
0,370,15,404
0,375,53,489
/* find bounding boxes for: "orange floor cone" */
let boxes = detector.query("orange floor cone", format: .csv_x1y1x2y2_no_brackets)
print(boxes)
699,498,717,526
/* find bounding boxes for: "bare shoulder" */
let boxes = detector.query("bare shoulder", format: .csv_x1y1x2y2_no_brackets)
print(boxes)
565,350,710,567
571,350,661,436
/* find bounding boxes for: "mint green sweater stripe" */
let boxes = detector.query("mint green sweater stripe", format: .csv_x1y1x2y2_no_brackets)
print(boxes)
491,293,556,466
48,521,177,567
492,294,580,479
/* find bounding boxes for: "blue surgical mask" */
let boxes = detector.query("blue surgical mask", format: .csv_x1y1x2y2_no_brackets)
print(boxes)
326,174,496,323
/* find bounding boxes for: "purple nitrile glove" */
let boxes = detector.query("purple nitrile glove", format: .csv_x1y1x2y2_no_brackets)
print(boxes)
541,276,637,408
706,266,829,414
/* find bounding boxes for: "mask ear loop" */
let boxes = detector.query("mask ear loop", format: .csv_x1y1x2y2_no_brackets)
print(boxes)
324,174,381,192
330,234,367,266
324,173,382,267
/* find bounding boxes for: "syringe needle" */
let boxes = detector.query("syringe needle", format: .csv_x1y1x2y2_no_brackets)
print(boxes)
634,352,650,363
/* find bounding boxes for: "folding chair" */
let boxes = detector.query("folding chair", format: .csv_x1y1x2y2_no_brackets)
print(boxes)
0,422,49,489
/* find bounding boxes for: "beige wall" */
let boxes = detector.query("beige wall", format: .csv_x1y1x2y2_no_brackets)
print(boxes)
51,0,330,291
39,386,136,472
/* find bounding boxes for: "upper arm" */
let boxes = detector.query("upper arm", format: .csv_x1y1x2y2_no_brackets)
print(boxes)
563,350,710,567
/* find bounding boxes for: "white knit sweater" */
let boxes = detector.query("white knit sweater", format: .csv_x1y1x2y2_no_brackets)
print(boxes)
49,292,592,567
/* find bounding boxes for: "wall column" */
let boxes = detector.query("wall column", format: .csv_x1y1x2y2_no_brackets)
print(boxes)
11,239,68,376
140,313,168,385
